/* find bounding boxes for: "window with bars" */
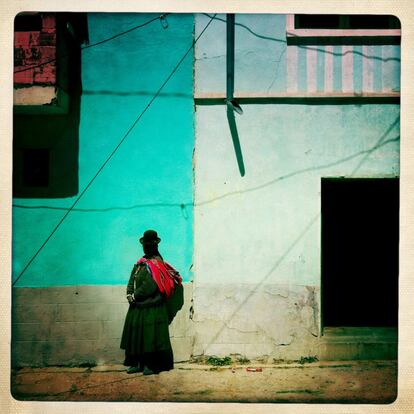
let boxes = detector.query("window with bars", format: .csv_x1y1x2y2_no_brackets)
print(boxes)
294,15,401,30
286,14,401,45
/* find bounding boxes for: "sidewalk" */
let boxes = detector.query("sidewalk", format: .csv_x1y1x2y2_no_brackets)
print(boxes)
11,360,397,403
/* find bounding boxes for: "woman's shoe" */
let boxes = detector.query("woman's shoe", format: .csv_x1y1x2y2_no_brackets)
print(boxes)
143,366,154,376
127,364,143,374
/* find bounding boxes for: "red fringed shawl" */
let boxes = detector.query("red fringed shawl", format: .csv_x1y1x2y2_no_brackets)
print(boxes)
136,257,182,299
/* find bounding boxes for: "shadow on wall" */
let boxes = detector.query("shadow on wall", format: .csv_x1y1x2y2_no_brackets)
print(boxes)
226,107,245,177
203,13,401,56
13,13,87,198
196,115,400,350
12,115,400,212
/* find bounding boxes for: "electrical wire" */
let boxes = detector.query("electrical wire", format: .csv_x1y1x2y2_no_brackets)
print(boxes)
13,13,170,74
12,14,216,287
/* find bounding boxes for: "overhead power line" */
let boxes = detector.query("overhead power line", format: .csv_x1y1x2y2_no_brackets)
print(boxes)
14,13,170,74
12,14,216,287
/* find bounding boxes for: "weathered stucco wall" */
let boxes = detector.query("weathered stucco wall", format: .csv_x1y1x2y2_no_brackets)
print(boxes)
194,104,399,285
192,14,400,359
12,283,396,366
191,284,320,360
11,13,400,366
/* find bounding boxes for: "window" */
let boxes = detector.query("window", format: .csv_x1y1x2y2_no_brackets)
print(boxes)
287,14,401,45
294,15,401,30
23,149,49,187
285,13,401,96
14,14,43,32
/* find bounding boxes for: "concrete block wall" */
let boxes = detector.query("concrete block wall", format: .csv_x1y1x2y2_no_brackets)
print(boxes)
191,283,320,361
12,283,194,367
12,282,322,366
11,283,397,366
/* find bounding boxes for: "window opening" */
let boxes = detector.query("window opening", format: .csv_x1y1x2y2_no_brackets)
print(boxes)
23,148,49,187
294,14,401,30
14,14,43,32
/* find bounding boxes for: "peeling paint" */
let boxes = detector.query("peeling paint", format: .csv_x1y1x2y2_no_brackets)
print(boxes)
264,290,289,299
14,14,57,86
195,53,226,61
13,86,56,105
190,283,321,359
305,286,320,336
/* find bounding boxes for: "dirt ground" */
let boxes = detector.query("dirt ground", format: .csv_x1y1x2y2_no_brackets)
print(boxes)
11,360,397,404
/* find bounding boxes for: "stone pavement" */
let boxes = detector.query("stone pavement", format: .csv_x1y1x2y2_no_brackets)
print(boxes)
11,360,397,403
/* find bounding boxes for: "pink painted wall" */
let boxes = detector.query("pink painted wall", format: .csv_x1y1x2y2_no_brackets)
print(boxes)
14,14,56,85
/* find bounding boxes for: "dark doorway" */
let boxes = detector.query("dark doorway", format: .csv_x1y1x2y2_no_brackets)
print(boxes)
321,178,399,327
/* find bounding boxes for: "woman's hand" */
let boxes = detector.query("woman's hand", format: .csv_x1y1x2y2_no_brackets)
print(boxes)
127,294,135,304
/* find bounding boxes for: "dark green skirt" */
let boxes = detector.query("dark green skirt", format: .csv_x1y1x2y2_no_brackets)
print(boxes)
120,302,173,371
120,302,172,355
121,303,174,373
121,286,184,372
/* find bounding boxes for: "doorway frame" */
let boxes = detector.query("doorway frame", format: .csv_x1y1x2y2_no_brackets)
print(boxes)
320,175,400,335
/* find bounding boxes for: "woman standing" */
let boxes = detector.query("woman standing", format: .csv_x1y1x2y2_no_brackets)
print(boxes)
120,229,183,375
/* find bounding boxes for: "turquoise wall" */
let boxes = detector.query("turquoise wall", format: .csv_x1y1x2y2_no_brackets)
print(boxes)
13,13,195,287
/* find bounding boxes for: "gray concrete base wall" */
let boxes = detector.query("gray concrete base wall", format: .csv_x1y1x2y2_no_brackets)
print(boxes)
12,283,320,367
12,284,194,367
191,283,320,361
12,283,396,367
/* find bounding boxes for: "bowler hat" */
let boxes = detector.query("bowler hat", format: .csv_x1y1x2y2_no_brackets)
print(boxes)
139,229,161,245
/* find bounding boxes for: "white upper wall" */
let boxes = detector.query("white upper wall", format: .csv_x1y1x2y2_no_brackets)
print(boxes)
193,14,400,287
